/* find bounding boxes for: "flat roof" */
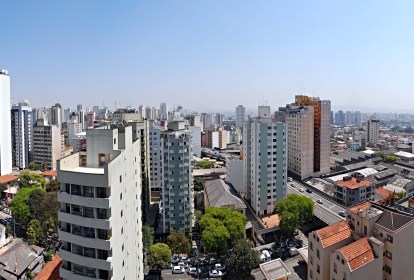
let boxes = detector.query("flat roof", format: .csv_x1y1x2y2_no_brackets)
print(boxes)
327,167,378,182
260,258,291,280
336,177,372,189
395,151,414,158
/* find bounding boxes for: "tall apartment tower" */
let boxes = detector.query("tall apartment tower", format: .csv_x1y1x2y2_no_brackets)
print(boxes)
236,105,245,129
161,121,194,233
33,119,62,170
149,122,163,202
295,95,331,176
50,103,62,127
366,119,379,146
243,106,287,216
160,102,168,121
57,126,144,280
11,100,33,169
0,69,12,175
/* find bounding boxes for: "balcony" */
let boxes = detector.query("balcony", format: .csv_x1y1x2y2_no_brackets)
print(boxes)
59,229,111,250
58,211,111,230
59,248,112,271
58,191,110,209
60,265,112,280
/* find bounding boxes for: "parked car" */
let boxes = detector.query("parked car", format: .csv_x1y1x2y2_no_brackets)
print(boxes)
148,269,162,276
214,263,226,271
188,267,201,276
3,208,10,215
316,199,323,204
299,188,304,192
288,177,293,182
209,269,223,278
260,250,271,263
289,247,299,257
172,266,185,274
178,261,188,269
0,205,4,211
338,211,347,217
306,188,313,193
209,257,219,265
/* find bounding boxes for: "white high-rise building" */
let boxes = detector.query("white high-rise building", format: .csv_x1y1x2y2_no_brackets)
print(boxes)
11,100,33,169
243,106,287,216
160,102,168,121
67,120,83,147
236,105,245,129
149,122,163,202
161,121,194,233
57,126,144,279
367,119,379,146
0,69,12,175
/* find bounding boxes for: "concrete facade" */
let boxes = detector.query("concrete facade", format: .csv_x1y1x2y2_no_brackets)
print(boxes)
236,105,245,129
366,119,379,146
11,101,33,169
57,126,144,280
0,69,12,175
33,119,62,171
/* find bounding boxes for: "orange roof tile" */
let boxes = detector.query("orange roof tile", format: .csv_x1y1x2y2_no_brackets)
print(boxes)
336,177,372,189
316,221,352,248
336,238,375,271
375,187,393,198
0,174,18,185
347,202,372,214
41,171,57,177
34,255,62,280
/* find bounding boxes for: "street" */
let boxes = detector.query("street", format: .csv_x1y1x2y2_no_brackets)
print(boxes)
287,183,345,225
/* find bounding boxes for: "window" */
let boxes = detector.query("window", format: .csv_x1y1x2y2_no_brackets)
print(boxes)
120,193,122,200
316,249,320,259
114,138,116,144
383,265,392,274
310,241,313,251
386,234,393,243
72,205,81,216
84,247,95,258
317,265,320,274
334,262,338,273
364,225,367,236
385,251,392,259
310,269,313,279
120,175,122,183
343,272,347,280
310,256,313,265
83,186,94,197
83,207,94,218
121,210,123,217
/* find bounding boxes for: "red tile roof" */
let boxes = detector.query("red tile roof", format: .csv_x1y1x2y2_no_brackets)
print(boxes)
347,202,372,214
34,255,62,280
316,221,352,248
336,238,375,271
336,177,372,189
0,174,18,185
375,187,393,199
41,171,57,177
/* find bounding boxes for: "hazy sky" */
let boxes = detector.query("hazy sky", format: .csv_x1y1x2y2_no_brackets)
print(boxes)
1,1,414,112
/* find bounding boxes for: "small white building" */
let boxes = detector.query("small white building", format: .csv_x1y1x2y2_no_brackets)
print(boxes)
395,151,414,162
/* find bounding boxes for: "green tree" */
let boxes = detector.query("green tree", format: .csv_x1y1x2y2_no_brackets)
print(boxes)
395,191,405,201
274,194,314,236
11,187,40,222
199,207,246,254
27,189,45,219
45,180,60,192
373,152,385,159
196,160,214,169
142,225,154,252
225,239,260,278
194,177,205,191
166,230,191,255
147,243,172,270
384,155,398,163
5,223,11,238
26,219,45,245
18,171,46,188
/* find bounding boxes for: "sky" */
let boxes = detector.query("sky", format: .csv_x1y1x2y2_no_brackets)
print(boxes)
1,1,414,113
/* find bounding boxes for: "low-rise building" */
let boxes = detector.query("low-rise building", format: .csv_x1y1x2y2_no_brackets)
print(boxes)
334,174,375,207
394,151,414,162
204,179,246,214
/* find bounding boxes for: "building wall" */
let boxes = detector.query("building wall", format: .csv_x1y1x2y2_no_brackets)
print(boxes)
189,126,201,157
33,120,62,171
236,105,245,129
0,70,12,175
226,158,244,196
149,126,162,202
11,103,32,169
367,120,379,146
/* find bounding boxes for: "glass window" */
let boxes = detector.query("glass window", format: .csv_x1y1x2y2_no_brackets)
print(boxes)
83,186,94,197
71,205,81,216
83,207,94,218
71,184,81,195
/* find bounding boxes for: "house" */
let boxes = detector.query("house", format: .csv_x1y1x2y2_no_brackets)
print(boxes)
34,255,62,280
204,179,246,214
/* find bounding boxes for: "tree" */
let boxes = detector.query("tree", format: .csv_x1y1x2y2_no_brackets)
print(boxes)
45,180,60,192
373,152,385,159
196,160,214,169
18,171,46,188
274,194,314,236
384,155,398,163
142,225,154,252
147,243,172,270
225,239,260,278
11,187,40,222
194,177,205,191
27,219,45,245
27,189,45,219
166,230,191,255
199,207,246,254
395,191,405,201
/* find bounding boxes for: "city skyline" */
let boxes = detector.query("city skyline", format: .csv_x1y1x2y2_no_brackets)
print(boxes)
2,1,414,112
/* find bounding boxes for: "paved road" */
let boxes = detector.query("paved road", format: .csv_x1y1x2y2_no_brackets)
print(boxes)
288,183,345,225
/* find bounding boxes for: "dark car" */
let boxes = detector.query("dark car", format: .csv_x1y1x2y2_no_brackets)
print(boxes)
306,188,313,193
148,269,161,276
338,211,347,217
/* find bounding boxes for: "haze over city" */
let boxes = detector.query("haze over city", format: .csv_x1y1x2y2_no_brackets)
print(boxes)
2,1,414,112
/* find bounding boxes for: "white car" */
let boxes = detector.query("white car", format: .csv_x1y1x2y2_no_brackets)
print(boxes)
209,269,223,278
299,188,304,192
178,261,188,269
172,266,185,274
215,263,225,271
188,267,201,276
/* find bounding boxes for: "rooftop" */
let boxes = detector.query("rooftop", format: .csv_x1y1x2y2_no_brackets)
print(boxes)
0,175,18,185
336,237,376,271
41,171,57,177
72,166,104,175
347,202,372,214
383,176,412,193
395,151,414,158
316,221,352,248
259,258,291,280
375,207,414,232
34,255,62,280
336,177,372,190
204,179,246,210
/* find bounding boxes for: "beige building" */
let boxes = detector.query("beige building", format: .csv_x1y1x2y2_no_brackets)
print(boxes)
309,203,414,280
33,119,62,170
366,119,379,146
